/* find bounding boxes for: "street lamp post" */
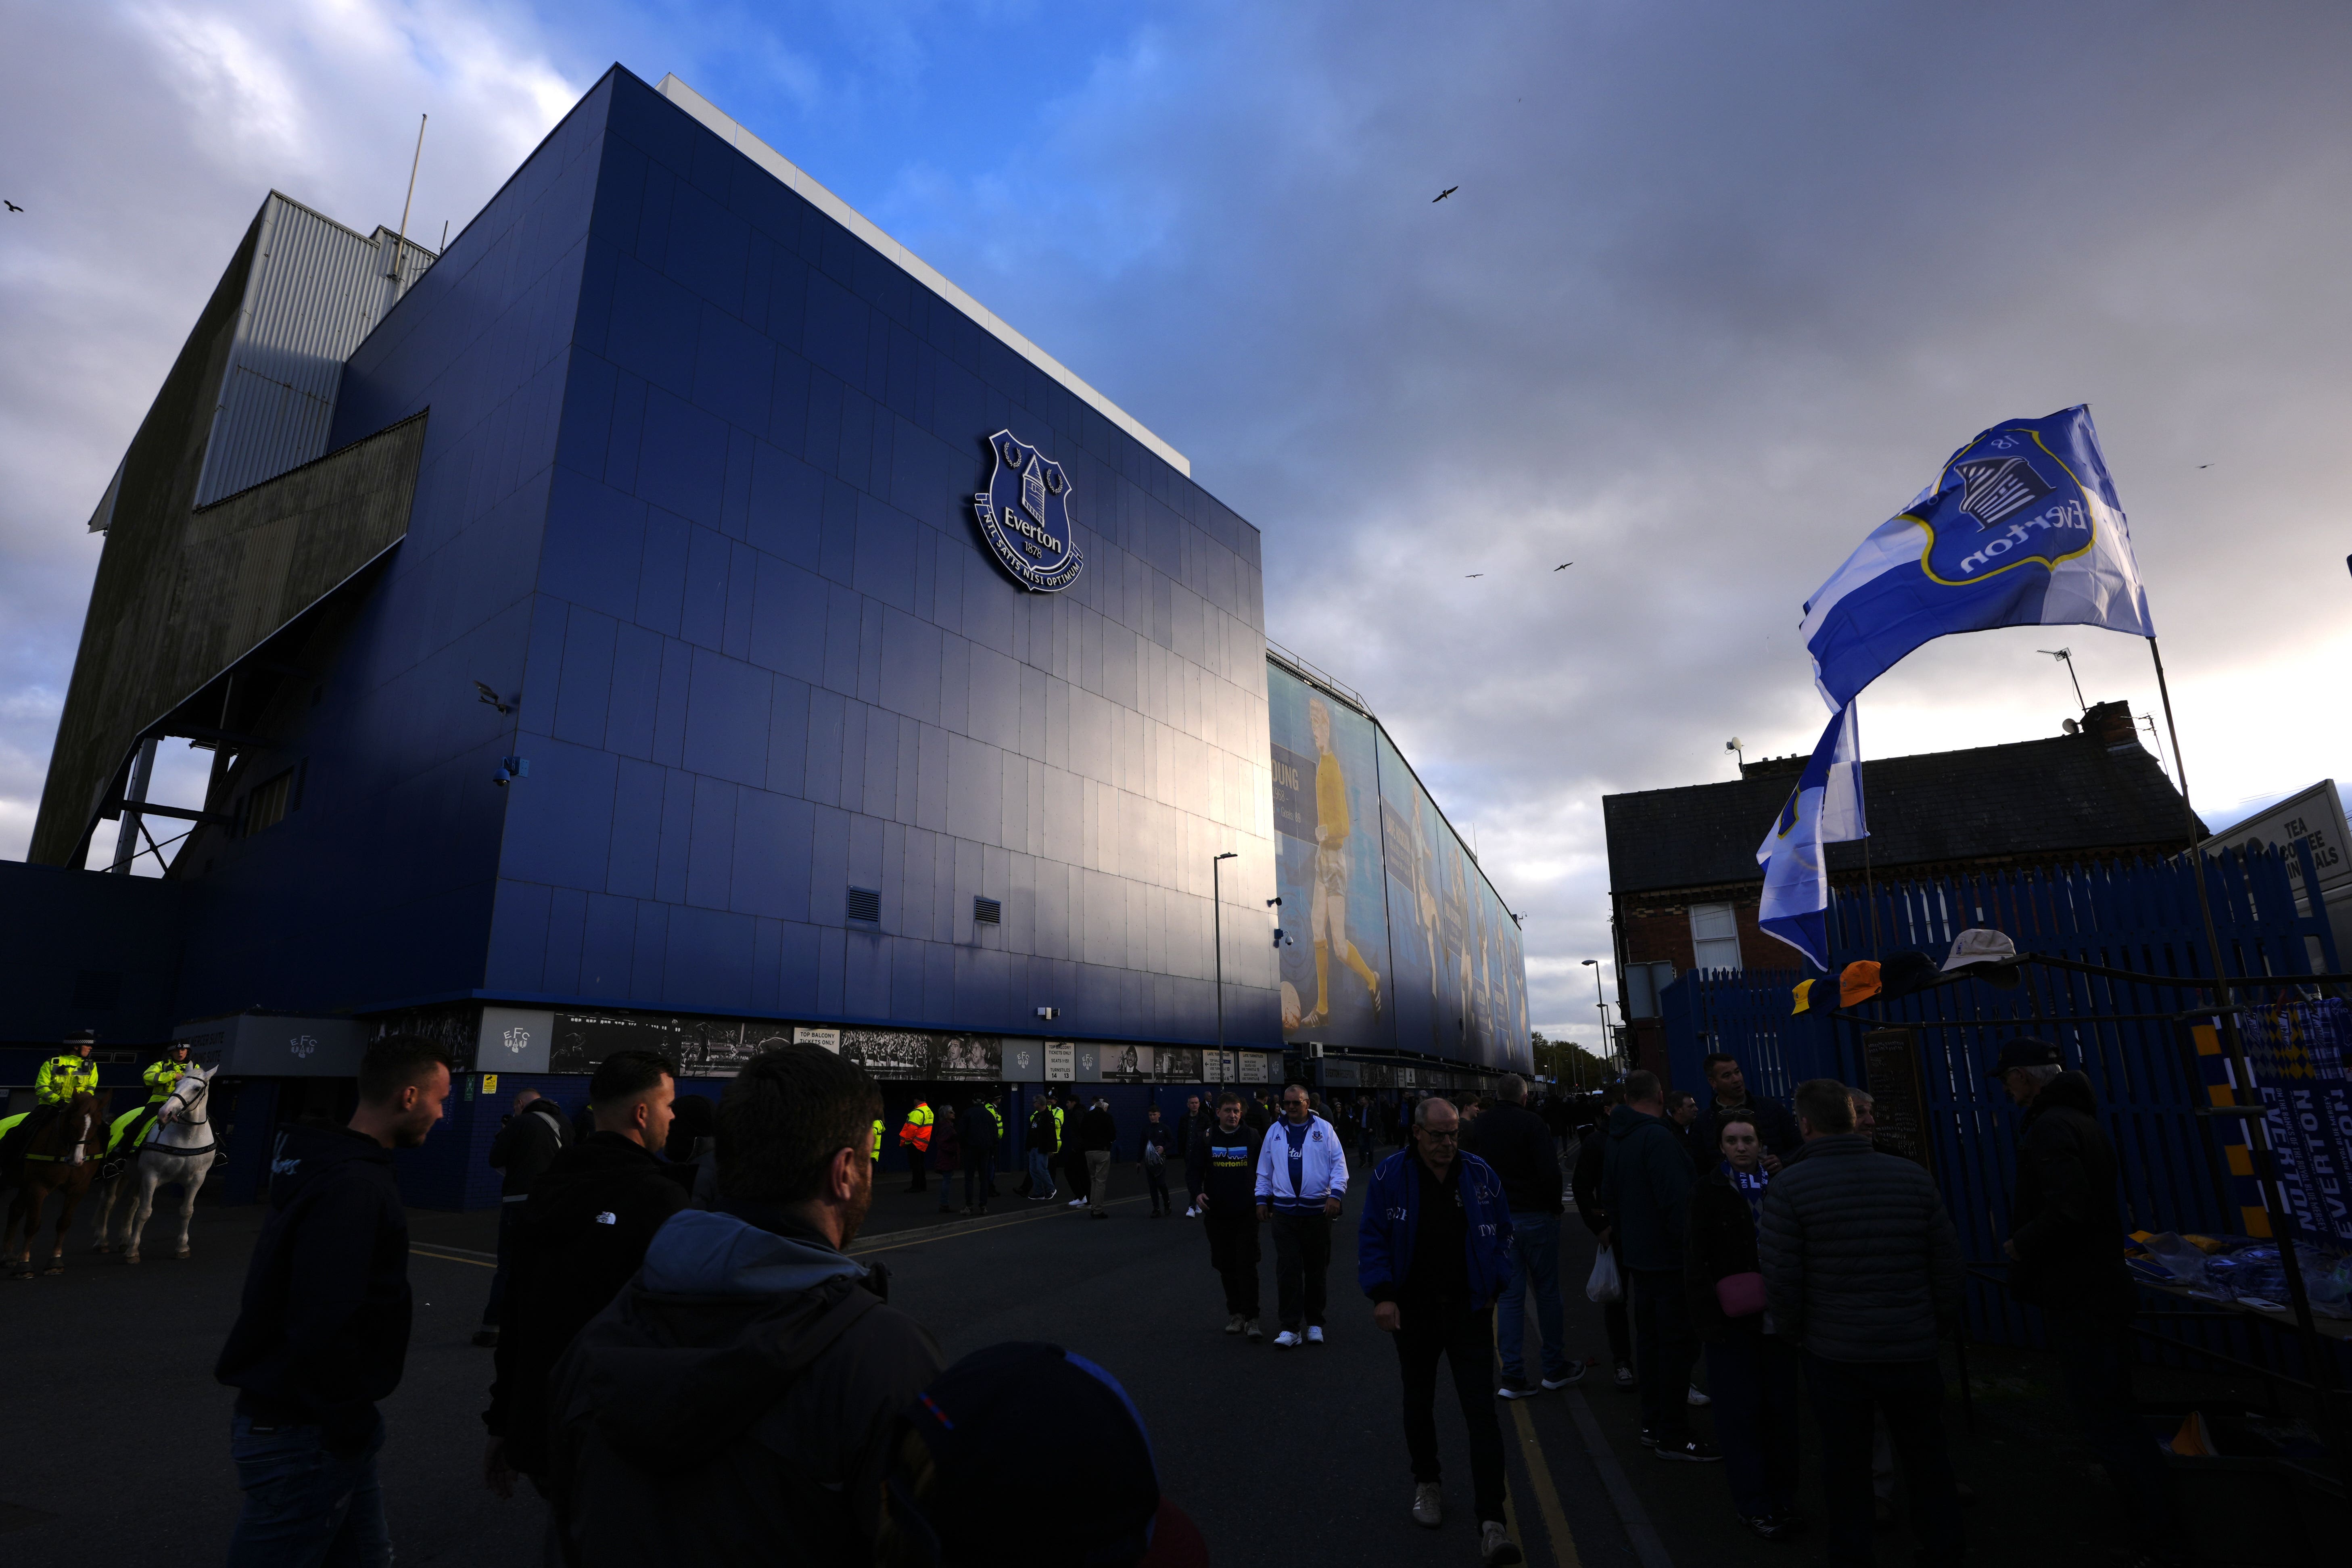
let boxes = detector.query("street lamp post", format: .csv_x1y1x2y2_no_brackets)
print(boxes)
1581,958,1611,1073
1212,852,1238,1066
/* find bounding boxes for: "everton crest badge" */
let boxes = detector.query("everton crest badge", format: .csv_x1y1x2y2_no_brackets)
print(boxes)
973,430,1084,592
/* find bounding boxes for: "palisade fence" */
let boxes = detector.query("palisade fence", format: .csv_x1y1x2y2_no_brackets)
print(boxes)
1660,841,2347,1378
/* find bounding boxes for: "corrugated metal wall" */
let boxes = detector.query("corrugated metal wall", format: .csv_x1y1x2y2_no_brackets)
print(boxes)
191,195,436,508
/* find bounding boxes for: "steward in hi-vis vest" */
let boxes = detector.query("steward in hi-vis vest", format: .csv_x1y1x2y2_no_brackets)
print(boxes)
898,1101,935,1191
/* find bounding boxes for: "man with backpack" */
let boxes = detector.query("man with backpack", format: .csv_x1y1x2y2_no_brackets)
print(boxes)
482,1050,685,1496
547,1044,942,1563
477,1086,571,1348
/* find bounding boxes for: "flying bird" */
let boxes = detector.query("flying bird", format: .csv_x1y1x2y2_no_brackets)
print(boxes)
2197,464,2210,469
1433,186,1458,203
1464,572,1483,578
1553,562,1573,571
4,201,21,213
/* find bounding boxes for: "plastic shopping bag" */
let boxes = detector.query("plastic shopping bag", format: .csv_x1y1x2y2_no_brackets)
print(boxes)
1586,1246,1623,1303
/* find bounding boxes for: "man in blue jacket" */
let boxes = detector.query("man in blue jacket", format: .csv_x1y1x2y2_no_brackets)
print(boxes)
216,1034,452,1566
1359,1096,1523,1567
1600,1070,1718,1462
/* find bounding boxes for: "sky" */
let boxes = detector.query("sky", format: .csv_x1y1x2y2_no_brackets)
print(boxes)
4,1,2349,1050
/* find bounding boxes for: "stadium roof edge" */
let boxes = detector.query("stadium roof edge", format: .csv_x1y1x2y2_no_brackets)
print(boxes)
655,73,1191,478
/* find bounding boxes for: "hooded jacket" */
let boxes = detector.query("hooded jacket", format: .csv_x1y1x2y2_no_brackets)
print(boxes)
215,1125,411,1449
1461,1098,1563,1215
1757,1134,1962,1362
485,1132,690,1475
2007,1071,2135,1322
549,1206,943,1566
1598,1103,1694,1272
491,1098,570,1199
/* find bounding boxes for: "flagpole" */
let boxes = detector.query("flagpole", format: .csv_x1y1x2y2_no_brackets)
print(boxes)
2147,634,2337,1417
1857,698,1882,960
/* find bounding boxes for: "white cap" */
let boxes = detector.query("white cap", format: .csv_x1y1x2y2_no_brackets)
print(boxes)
1942,928,2019,972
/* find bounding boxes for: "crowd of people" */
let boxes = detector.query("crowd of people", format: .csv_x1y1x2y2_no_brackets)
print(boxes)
211,1038,1207,1568
201,1034,2179,1568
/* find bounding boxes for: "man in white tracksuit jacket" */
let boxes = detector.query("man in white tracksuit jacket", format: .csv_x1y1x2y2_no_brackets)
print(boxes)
1255,1084,1350,1347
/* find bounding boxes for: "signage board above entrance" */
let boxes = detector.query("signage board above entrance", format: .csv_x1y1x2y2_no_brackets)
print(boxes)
973,429,1084,592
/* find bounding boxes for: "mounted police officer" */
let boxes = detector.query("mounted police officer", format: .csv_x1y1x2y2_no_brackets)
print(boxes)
105,1040,195,1171
38,1029,100,1107
3,1029,102,1169
144,1040,195,1104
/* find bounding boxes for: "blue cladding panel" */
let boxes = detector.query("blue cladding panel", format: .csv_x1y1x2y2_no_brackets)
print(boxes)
168,67,1278,1055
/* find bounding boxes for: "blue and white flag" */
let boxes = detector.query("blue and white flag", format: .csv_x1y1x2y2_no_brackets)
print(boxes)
1757,701,1868,971
1801,406,2154,709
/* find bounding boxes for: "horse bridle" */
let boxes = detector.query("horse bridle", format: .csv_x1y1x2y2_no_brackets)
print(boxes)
25,1101,99,1166
142,1074,217,1161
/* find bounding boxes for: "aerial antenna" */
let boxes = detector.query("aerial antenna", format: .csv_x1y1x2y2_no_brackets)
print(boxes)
390,113,427,285
2037,647,2086,714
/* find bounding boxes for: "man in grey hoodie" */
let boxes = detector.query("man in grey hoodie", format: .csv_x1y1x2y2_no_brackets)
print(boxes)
547,1044,943,1564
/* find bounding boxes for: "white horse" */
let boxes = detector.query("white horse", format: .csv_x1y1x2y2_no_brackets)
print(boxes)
92,1065,221,1263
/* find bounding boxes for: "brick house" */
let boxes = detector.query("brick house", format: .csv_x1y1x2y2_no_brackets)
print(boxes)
1600,701,2202,1080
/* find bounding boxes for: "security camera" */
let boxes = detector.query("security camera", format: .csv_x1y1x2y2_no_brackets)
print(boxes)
1265,896,1282,908
1272,927,1287,948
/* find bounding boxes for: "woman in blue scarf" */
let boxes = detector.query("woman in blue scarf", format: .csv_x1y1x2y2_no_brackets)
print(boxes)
1684,1111,1802,1540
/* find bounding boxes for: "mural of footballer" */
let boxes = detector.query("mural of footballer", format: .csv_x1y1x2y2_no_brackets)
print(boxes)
1303,696,1382,1026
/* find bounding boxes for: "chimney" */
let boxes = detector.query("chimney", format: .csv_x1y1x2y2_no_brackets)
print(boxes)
1739,754,1808,780
2081,699,2140,753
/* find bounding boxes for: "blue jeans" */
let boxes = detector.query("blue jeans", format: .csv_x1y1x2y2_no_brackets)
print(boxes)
226,1410,390,1567
1496,1211,1571,1380
1029,1147,1055,1197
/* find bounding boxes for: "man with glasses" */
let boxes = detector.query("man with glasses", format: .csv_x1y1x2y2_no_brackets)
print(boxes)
1254,1082,1348,1347
1357,1097,1522,1565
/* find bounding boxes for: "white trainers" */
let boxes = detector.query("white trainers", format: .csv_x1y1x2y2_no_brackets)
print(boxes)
1306,1325,1325,1345
1687,1384,1712,1407
1184,1205,1199,1217
1224,1314,1246,1335
1479,1520,1523,1565
1410,1482,1442,1528
1067,1198,1086,1208
1273,1329,1302,1349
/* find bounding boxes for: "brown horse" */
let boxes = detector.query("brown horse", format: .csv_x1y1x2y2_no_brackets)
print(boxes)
4,1091,107,1277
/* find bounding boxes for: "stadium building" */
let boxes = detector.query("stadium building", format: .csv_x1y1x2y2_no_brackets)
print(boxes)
2,68,1529,1207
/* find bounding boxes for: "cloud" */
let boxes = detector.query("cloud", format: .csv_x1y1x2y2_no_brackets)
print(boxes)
10,2,2350,1050
0,0,584,863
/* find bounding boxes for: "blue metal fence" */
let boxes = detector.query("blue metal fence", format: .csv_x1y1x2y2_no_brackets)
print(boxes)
1660,841,2343,1365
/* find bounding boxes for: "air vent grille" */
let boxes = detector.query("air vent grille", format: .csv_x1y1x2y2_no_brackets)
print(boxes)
973,896,1002,925
846,886,881,924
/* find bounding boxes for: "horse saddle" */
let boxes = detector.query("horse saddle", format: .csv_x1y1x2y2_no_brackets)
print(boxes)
0,1109,28,1178
98,1105,161,1182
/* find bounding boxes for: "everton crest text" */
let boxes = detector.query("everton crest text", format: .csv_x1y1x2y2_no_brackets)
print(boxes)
973,429,1085,592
